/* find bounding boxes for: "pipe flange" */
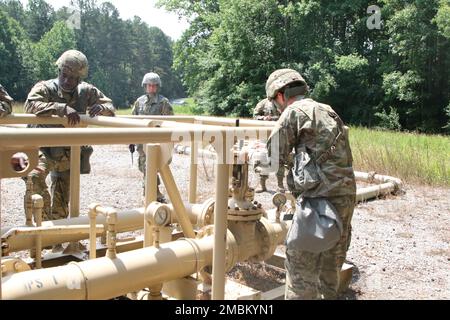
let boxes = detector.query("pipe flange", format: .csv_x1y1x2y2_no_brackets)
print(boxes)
198,198,215,227
225,230,239,272
1,257,31,277
250,218,278,262
196,225,214,239
195,226,239,273
227,207,264,222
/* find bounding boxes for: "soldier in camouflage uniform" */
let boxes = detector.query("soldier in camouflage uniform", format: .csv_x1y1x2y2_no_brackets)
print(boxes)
0,87,32,171
0,84,13,118
130,72,173,203
253,98,286,193
265,69,356,300
24,50,115,229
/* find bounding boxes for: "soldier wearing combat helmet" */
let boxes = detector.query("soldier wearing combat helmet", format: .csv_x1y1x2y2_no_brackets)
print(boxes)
24,50,115,251
0,84,13,118
130,72,173,203
253,98,285,193
265,69,356,300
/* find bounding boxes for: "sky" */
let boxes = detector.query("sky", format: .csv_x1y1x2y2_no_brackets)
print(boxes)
20,0,190,40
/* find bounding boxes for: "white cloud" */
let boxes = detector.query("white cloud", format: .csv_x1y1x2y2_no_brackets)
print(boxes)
20,0,189,40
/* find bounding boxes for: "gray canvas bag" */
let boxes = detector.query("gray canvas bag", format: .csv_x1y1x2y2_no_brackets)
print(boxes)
286,197,343,253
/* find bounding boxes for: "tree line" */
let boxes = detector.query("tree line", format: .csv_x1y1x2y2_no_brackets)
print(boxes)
158,0,450,133
0,0,185,108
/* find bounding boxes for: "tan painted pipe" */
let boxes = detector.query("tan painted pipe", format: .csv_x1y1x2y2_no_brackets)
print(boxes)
88,205,118,259
2,200,211,253
70,146,81,218
1,225,104,237
67,146,81,254
356,183,397,202
25,179,34,227
2,209,143,253
159,164,195,239
355,171,403,187
80,116,155,128
105,212,117,259
144,145,159,248
354,171,402,202
0,114,70,126
212,163,230,300
2,236,215,300
2,218,290,300
32,195,44,269
0,128,182,148
0,114,154,128
121,116,276,128
119,115,195,124
88,204,99,260
0,127,273,149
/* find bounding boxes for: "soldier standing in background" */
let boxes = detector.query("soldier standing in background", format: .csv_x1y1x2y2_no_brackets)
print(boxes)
0,84,13,118
253,98,286,193
130,72,173,203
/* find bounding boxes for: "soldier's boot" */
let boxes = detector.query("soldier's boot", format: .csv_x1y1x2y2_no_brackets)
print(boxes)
277,176,285,193
256,177,268,193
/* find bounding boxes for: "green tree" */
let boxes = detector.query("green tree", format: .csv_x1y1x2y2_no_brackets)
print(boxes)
0,0,25,23
25,0,56,41
0,8,30,99
25,21,76,81
161,0,449,133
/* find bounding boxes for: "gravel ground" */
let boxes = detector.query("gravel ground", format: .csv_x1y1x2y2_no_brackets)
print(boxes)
1,145,449,300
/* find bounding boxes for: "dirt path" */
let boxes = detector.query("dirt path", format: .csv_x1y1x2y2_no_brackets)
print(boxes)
1,145,449,299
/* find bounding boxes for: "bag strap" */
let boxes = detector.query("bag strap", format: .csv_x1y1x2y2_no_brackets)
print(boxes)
315,109,345,165
293,103,345,165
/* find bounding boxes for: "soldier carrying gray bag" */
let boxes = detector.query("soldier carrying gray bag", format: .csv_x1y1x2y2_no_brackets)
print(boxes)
264,68,356,300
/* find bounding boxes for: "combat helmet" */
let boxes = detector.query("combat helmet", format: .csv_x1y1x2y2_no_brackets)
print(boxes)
142,72,162,88
56,50,89,79
266,69,308,100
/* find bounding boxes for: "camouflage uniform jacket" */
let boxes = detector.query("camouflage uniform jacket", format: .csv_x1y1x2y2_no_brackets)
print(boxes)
25,79,115,128
253,98,280,120
24,79,115,168
0,84,12,117
131,94,173,116
267,98,356,198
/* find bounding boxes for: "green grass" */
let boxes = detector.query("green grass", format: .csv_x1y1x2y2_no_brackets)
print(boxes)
12,103,24,114
350,127,450,187
172,98,202,115
113,98,201,116
115,107,132,116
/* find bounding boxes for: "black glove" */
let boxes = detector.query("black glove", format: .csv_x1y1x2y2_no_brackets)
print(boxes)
129,144,136,153
65,106,81,126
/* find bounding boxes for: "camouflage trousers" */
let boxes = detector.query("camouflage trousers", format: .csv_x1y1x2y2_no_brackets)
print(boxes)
137,147,162,192
23,152,70,221
137,144,172,194
284,194,355,300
